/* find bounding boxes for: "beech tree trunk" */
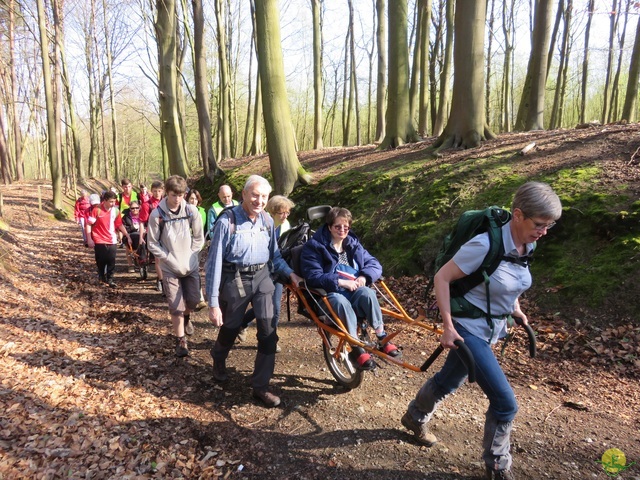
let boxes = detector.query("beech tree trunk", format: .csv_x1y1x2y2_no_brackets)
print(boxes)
312,0,324,149
379,0,419,149
580,0,595,124
434,0,494,150
514,0,552,131
375,0,386,142
193,0,222,182
433,0,453,137
37,0,62,208
254,0,310,194
155,0,189,177
621,14,640,122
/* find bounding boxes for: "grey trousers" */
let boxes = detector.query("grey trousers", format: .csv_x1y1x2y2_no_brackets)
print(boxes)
211,266,277,391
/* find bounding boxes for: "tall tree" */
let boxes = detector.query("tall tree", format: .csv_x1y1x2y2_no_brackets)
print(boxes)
621,13,640,122
579,0,595,124
254,0,310,194
214,0,232,160
417,0,431,137
549,0,572,130
601,0,618,124
608,0,631,123
8,0,24,180
36,0,62,207
485,0,495,126
500,0,515,132
102,0,119,181
0,99,10,184
155,0,189,177
192,0,222,182
434,0,493,149
374,0,386,142
311,0,324,149
514,0,553,131
433,0,453,137
379,0,419,148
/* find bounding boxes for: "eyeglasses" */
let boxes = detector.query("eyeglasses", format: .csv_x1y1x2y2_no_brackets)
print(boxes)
275,211,290,216
130,207,140,210
332,224,350,231
527,217,556,231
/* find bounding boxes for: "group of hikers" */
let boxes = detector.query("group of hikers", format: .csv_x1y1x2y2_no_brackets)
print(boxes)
73,174,562,480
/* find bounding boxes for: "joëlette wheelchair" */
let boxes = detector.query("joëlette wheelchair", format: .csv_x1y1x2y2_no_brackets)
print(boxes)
282,205,478,390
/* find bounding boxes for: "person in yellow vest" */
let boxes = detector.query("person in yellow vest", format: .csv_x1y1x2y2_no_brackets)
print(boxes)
206,185,239,238
117,178,139,248
237,195,295,350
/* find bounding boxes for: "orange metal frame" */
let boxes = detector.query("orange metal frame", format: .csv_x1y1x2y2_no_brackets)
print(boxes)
286,280,443,373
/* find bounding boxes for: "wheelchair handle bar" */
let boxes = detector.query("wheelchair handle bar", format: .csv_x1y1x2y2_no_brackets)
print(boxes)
420,340,476,383
513,316,537,358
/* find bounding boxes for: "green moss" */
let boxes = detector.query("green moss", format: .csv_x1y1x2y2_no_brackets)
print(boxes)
211,151,640,320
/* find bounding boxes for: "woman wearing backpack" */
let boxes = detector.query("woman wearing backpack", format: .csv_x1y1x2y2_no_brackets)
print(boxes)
401,182,562,480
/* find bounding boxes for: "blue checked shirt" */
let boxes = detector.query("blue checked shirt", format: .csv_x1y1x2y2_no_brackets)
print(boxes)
205,205,293,308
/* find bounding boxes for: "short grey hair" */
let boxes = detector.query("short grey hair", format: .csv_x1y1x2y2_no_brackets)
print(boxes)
244,175,272,193
512,181,562,220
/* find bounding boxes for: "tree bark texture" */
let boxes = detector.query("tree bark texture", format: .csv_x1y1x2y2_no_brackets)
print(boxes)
417,0,431,137
37,0,62,208
514,0,552,131
622,14,640,121
375,0,386,142
311,0,324,149
379,0,419,149
214,0,232,159
155,0,189,178
433,0,453,137
8,0,24,181
580,0,595,124
434,0,494,150
254,0,310,195
193,0,222,182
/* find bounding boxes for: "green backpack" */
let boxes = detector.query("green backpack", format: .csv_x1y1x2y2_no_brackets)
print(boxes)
434,206,519,326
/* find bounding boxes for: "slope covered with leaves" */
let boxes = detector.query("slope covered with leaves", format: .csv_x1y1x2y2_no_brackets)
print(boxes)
0,126,638,479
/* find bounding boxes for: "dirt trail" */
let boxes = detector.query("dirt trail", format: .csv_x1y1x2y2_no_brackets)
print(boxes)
0,183,639,479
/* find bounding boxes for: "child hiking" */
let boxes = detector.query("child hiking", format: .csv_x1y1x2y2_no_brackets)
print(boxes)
147,176,205,357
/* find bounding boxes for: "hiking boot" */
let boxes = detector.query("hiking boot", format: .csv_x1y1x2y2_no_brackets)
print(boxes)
195,300,207,312
175,336,189,357
107,278,117,289
252,388,281,408
485,467,515,480
236,327,248,343
156,279,163,293
184,315,194,336
275,343,282,353
212,359,229,383
401,412,437,447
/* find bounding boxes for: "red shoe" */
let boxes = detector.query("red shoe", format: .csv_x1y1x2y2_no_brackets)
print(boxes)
349,348,375,371
379,341,402,357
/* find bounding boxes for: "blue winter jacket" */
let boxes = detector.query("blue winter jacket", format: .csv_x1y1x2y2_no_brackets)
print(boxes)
300,224,383,293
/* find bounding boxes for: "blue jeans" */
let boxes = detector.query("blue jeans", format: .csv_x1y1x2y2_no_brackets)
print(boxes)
407,323,517,471
326,287,383,338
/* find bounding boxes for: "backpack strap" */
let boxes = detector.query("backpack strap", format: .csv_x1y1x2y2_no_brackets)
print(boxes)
215,206,237,235
449,207,510,330
157,205,193,239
